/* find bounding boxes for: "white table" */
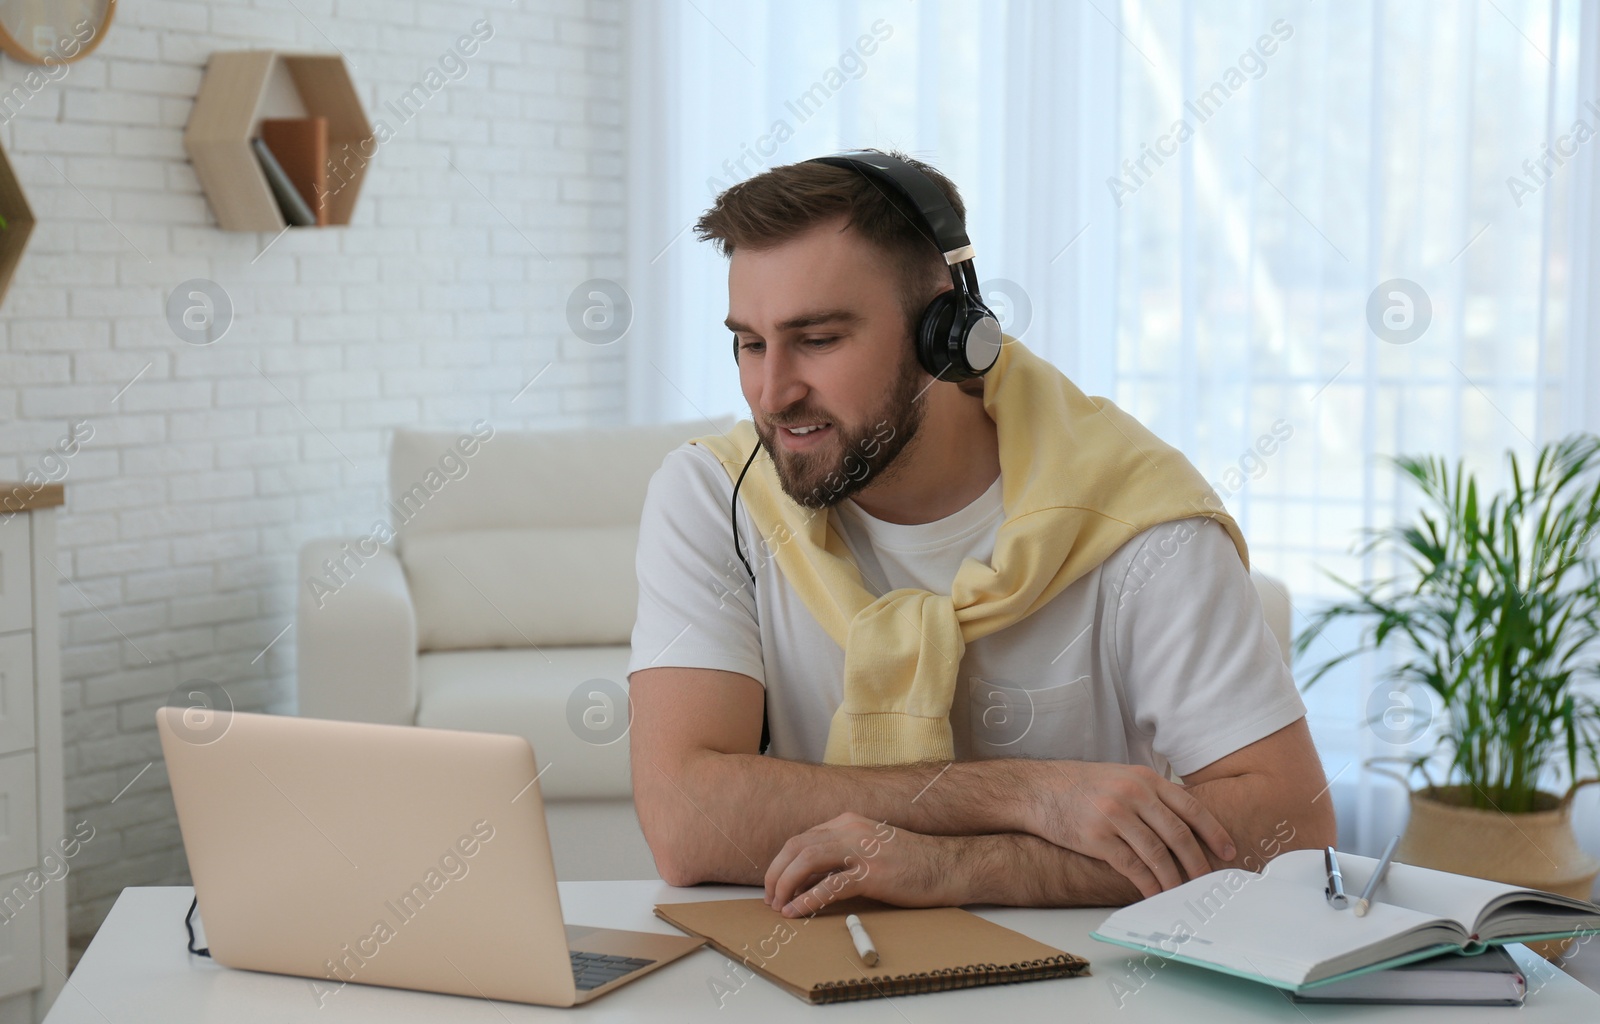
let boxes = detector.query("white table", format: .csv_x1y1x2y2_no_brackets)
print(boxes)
42,884,1600,1022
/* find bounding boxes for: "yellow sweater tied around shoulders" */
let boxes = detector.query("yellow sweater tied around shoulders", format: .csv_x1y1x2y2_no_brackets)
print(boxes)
691,336,1247,767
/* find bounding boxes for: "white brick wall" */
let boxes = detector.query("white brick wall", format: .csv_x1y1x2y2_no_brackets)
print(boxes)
0,0,628,950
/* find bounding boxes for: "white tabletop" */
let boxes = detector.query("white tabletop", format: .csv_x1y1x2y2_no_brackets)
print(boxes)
43,884,1600,1022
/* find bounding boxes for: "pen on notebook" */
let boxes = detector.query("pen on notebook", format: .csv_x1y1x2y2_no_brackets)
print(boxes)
845,913,878,966
1353,835,1401,917
1324,846,1348,909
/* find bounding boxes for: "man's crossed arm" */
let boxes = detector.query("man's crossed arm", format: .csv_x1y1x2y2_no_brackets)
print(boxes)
629,667,1336,913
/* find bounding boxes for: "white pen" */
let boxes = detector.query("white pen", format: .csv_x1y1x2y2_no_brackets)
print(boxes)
845,913,878,966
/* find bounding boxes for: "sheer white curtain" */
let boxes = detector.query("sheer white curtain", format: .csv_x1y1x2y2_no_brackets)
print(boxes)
624,0,1116,422
626,0,1600,855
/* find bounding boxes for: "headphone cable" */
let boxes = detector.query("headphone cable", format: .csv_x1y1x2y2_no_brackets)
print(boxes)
731,442,760,585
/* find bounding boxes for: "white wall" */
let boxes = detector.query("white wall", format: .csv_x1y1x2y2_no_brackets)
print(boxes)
0,0,627,949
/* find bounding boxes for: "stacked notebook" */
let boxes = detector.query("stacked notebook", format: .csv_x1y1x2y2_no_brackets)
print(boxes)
1290,946,1526,1006
655,896,1090,1004
1092,847,1600,996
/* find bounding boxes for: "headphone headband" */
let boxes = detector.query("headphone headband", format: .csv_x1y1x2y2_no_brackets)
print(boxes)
801,150,1002,385
805,151,974,265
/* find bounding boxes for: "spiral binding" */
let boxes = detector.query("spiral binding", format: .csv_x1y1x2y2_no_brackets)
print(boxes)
809,953,1090,1004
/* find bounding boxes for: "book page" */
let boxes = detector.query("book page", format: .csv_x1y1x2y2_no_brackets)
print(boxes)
1326,849,1528,930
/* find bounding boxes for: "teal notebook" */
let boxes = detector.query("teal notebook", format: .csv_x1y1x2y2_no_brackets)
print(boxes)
1090,847,1600,992
1290,946,1525,1005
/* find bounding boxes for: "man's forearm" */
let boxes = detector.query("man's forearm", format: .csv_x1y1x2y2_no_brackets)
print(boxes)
956,832,1143,907
949,771,1329,909
639,732,1333,895
1184,771,1335,872
636,749,1028,885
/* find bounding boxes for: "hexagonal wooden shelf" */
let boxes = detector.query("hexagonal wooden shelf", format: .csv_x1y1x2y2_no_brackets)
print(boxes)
0,137,34,307
185,50,373,231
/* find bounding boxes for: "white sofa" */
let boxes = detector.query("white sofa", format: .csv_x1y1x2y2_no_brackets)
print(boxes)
296,417,727,882
296,418,1295,883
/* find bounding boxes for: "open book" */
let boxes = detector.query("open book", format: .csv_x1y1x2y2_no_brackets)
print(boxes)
1091,847,1600,991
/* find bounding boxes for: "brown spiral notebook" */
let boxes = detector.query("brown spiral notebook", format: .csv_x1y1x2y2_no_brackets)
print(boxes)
654,896,1090,1004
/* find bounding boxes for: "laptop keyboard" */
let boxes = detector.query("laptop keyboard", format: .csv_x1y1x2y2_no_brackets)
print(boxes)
570,950,656,991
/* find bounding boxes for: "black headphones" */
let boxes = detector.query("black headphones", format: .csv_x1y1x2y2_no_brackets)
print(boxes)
730,150,1001,582
728,150,1003,385
807,150,1002,383
726,152,998,752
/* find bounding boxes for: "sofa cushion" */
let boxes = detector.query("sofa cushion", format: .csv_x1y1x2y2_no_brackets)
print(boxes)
401,525,638,650
389,416,733,539
415,646,634,801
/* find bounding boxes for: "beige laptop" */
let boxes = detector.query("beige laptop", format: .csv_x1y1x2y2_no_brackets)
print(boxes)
157,708,704,1006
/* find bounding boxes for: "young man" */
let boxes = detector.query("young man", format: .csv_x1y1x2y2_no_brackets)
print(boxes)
627,150,1334,917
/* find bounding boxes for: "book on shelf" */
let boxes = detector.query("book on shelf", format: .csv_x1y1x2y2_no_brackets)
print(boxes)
250,137,314,227
257,116,329,226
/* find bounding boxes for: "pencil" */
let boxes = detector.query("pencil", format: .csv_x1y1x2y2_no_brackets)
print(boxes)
1353,836,1401,917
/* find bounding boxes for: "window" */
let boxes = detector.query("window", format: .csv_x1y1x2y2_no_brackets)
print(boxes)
628,0,1599,844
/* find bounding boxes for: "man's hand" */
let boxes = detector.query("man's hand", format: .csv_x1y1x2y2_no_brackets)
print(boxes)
762,813,963,917
757,764,1239,913
1023,761,1236,898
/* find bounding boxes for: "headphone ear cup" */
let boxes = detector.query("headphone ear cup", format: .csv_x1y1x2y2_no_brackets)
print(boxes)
916,290,963,380
960,307,1003,377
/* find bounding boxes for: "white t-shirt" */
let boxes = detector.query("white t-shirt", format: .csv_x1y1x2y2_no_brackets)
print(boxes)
627,442,1306,777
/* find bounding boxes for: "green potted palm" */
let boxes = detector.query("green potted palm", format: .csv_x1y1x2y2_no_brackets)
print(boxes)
1296,435,1600,924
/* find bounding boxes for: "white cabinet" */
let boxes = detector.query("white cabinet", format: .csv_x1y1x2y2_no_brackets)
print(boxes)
0,493,65,1024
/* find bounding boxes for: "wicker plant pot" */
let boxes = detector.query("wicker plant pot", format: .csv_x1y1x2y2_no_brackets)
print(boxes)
1395,782,1599,960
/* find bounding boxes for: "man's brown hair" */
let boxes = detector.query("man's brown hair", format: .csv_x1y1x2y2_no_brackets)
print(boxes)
694,149,968,355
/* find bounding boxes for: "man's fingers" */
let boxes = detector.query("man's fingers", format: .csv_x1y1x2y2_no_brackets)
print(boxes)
787,869,831,899
1156,785,1235,862
1110,813,1184,892
763,839,801,905
770,843,850,912
1102,836,1163,899
764,824,845,904
782,868,860,917
1141,800,1213,882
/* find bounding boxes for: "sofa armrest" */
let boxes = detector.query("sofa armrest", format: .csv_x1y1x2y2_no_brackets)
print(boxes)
296,537,418,725
1250,569,1292,668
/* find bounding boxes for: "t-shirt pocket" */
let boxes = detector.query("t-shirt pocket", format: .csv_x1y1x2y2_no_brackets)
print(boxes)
969,675,1095,760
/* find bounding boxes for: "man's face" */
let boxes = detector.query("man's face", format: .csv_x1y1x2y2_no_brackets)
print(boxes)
726,217,929,509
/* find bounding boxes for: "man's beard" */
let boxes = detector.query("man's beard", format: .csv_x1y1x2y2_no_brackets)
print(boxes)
754,348,927,510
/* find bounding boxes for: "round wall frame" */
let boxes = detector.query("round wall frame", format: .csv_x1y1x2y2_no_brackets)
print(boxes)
0,0,115,65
